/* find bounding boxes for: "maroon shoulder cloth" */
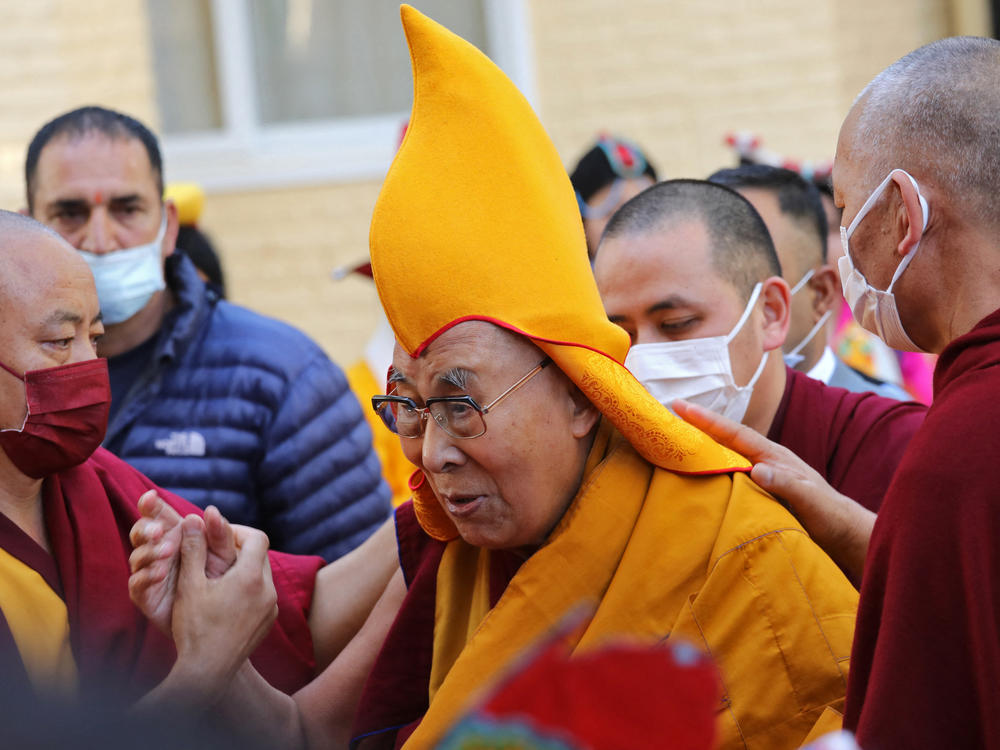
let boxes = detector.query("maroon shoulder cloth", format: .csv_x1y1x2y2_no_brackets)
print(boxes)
0,447,323,697
846,307,1000,748
767,366,926,512
350,501,523,749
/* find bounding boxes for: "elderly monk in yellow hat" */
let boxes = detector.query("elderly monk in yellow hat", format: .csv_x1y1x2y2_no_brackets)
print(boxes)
129,6,858,749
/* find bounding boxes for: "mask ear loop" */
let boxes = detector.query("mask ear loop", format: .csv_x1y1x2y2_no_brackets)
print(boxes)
0,360,30,433
885,170,929,294
724,283,764,344
785,309,834,362
788,268,815,297
723,282,769,390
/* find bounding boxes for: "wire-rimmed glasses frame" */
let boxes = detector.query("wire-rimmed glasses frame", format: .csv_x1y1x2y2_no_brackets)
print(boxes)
371,357,552,440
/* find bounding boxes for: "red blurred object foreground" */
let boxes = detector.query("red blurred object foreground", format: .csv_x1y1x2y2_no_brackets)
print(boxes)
436,629,720,750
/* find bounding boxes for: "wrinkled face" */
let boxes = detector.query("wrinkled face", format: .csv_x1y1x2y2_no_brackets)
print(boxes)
594,220,766,387
30,132,171,259
0,232,103,430
582,176,655,258
390,321,596,550
737,188,820,356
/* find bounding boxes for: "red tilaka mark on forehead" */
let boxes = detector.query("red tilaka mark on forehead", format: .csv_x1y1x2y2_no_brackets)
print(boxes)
93,190,104,205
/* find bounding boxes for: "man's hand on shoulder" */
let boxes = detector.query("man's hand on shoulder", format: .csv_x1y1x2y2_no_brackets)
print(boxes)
673,399,874,586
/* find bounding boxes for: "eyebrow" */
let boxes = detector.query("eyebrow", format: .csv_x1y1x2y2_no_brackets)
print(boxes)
607,294,695,324
439,367,473,390
387,366,407,385
48,194,146,212
45,309,83,325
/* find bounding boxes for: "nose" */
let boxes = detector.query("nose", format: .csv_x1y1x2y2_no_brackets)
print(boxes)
420,417,465,475
78,207,118,254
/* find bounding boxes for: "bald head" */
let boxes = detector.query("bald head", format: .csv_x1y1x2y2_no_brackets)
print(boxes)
601,179,781,299
0,209,99,343
847,36,1000,228
0,210,90,303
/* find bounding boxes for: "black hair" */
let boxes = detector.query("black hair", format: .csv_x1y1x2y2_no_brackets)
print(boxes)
602,178,781,298
25,106,164,212
708,164,826,266
176,225,227,298
570,135,658,203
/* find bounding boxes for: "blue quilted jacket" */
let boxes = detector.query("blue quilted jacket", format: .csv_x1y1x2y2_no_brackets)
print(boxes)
104,253,391,561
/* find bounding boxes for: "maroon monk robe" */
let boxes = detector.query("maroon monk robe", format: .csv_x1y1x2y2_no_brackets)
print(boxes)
846,308,1000,748
767,366,926,512
0,447,323,697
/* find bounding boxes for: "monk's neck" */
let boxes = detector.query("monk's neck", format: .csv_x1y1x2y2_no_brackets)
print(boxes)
742,350,786,436
0,460,48,552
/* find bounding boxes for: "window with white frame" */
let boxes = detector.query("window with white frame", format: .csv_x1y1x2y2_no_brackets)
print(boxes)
147,0,535,191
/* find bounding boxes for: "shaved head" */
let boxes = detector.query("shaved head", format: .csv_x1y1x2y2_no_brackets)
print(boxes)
0,210,87,297
601,179,781,299
847,36,1000,228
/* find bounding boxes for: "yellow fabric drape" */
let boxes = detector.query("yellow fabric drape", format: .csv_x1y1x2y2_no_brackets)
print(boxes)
406,421,856,750
0,547,77,695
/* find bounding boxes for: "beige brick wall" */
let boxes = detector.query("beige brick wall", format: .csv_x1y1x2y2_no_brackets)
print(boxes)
0,0,985,368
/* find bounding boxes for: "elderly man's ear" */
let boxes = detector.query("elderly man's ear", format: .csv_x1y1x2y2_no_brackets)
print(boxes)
567,383,601,439
760,276,792,352
806,264,841,321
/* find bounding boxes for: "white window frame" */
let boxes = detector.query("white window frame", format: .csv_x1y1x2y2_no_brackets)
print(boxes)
161,0,536,192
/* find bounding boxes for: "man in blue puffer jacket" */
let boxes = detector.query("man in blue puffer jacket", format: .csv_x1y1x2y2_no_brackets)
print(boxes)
24,106,391,562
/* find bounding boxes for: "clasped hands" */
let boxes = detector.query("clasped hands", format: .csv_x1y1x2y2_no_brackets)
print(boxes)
128,491,278,696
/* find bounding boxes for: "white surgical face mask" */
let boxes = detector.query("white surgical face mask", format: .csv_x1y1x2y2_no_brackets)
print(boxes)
79,214,168,325
838,169,929,353
625,283,767,423
782,268,833,368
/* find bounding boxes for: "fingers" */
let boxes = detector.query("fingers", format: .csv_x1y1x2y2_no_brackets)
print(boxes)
137,490,183,525
129,517,164,550
673,399,790,466
232,525,270,552
204,506,237,567
232,527,270,568
179,515,208,589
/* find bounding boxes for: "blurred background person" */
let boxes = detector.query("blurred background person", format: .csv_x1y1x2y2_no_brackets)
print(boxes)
164,182,227,298
725,133,935,402
569,134,657,260
709,164,912,400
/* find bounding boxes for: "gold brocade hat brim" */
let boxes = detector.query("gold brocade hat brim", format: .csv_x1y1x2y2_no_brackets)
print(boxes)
375,7,749,541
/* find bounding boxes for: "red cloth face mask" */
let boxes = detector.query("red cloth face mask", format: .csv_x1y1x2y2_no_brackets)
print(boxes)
0,358,111,478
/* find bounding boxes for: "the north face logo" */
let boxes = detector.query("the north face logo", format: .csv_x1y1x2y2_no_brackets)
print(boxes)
154,431,207,457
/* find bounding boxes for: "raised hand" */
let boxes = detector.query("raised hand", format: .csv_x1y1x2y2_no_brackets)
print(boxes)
673,398,874,585
129,490,238,635
169,516,278,687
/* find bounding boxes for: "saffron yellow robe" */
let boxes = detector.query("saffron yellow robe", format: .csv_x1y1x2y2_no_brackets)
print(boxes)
400,423,857,749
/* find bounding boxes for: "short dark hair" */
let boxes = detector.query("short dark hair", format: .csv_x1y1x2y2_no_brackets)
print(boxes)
25,106,164,213
852,36,1000,229
708,164,826,267
602,179,781,298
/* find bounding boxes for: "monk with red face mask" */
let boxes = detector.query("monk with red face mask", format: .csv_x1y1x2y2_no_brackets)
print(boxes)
0,209,321,700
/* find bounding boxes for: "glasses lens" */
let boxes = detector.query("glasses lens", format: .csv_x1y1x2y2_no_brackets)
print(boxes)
429,400,485,439
375,400,421,437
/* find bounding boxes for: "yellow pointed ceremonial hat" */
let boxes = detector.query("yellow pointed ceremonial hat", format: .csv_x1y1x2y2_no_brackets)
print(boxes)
371,6,749,535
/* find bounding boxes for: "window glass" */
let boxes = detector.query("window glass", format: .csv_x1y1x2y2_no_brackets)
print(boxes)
148,0,223,133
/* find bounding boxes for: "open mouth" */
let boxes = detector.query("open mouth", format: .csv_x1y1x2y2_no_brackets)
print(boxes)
443,494,486,517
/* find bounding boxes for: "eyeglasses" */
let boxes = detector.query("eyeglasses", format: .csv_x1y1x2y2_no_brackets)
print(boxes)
372,358,552,439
